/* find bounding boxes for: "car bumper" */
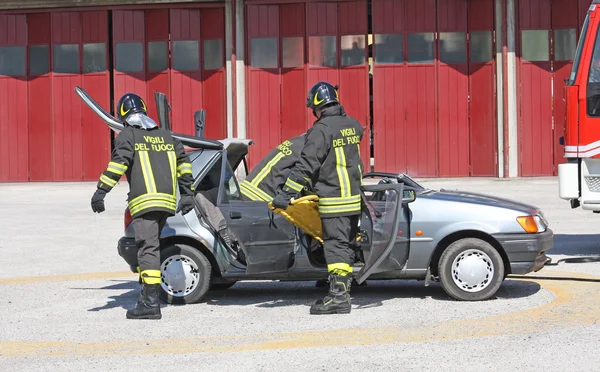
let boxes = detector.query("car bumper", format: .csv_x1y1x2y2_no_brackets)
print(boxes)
493,229,554,275
118,237,139,273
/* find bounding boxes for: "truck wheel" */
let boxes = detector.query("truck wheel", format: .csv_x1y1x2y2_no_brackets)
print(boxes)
159,243,212,305
438,238,504,301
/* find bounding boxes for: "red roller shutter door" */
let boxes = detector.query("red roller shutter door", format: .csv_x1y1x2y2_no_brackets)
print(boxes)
437,0,469,177
145,9,170,126
28,13,52,181
280,3,307,141
0,15,28,182
468,0,497,176
339,0,370,170
246,4,281,168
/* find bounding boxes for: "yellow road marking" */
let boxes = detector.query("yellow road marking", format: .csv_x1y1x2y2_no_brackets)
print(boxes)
1,270,600,357
0,271,135,286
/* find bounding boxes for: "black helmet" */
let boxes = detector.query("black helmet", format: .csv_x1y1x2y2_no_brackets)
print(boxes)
306,81,339,113
117,93,147,122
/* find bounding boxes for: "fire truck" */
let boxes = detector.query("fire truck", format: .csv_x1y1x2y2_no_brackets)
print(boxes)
558,0,600,212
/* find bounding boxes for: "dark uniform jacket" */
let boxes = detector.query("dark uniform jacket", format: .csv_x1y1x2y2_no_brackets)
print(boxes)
282,105,364,217
97,125,195,219
240,134,307,202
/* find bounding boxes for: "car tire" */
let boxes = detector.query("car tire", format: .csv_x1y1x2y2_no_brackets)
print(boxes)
438,238,504,301
159,243,212,305
210,281,237,291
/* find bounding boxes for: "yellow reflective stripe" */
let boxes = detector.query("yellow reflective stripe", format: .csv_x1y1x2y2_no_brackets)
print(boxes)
335,147,351,198
327,263,351,273
284,178,304,192
241,186,263,201
138,151,157,193
100,174,117,187
241,180,273,201
129,193,177,208
252,152,285,186
319,195,361,205
107,162,127,176
318,203,361,214
140,269,161,284
167,151,177,195
130,200,177,216
177,162,192,176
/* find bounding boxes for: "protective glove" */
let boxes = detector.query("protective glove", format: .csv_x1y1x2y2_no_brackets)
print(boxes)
176,195,195,215
91,189,107,213
271,193,292,210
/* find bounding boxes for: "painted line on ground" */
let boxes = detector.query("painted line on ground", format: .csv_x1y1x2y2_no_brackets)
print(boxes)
1,270,599,357
0,271,136,286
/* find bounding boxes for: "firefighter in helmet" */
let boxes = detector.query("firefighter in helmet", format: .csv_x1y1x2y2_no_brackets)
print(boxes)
90,93,196,320
271,81,365,315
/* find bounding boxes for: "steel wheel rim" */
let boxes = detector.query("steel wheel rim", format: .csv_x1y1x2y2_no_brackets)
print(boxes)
160,254,200,297
451,248,495,293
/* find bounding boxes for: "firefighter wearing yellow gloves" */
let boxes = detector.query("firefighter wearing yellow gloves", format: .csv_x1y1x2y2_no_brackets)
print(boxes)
90,93,195,320
271,81,364,315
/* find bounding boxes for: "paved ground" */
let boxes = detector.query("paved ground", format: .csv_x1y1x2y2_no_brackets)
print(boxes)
2,177,600,371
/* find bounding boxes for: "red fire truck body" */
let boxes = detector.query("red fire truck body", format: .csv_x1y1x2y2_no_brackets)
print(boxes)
559,0,600,212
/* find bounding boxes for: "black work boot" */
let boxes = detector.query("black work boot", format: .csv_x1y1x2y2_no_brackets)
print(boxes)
310,274,352,315
126,284,162,320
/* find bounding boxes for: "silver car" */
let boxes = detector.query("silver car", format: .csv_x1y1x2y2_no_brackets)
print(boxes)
75,86,553,305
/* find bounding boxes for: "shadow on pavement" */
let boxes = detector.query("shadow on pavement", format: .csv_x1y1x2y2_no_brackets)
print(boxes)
549,234,600,256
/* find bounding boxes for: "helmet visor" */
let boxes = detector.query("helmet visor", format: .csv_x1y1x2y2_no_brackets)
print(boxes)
126,113,158,130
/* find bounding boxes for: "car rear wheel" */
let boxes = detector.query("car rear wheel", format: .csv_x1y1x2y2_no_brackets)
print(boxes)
159,243,212,305
438,238,504,301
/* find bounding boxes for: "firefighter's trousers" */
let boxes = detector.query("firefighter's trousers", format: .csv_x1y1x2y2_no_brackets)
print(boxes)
132,211,169,285
322,215,360,274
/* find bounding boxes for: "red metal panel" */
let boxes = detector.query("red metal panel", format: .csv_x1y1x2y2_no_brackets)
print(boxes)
27,13,52,181
437,0,469,177
145,9,170,129
0,14,28,182
112,10,146,111
372,0,407,174
552,0,578,174
339,0,370,168
81,11,110,181
52,12,83,181
580,0,594,31
246,4,280,168
468,0,496,176
280,3,307,141
405,0,437,177
201,7,227,140
306,2,339,129
170,8,201,136
518,0,553,176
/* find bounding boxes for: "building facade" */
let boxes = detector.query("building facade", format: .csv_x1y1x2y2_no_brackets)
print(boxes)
0,0,591,182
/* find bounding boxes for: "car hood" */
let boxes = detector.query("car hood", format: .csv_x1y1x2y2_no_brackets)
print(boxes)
420,188,540,214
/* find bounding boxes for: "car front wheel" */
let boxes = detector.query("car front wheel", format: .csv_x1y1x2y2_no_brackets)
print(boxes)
159,243,212,305
438,238,504,301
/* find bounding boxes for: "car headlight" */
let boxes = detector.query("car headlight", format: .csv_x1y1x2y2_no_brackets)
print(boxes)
516,215,547,233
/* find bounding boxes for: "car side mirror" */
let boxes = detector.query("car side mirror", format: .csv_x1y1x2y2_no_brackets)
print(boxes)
402,189,416,204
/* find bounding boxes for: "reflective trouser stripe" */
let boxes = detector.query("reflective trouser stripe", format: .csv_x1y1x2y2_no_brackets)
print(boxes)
167,151,177,194
328,263,351,276
138,151,157,193
334,147,351,198
252,152,285,187
140,270,161,284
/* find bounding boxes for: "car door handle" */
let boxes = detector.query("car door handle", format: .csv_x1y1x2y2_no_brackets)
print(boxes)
229,211,242,219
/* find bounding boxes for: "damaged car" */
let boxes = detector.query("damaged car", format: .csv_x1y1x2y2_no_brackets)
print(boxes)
75,86,554,305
